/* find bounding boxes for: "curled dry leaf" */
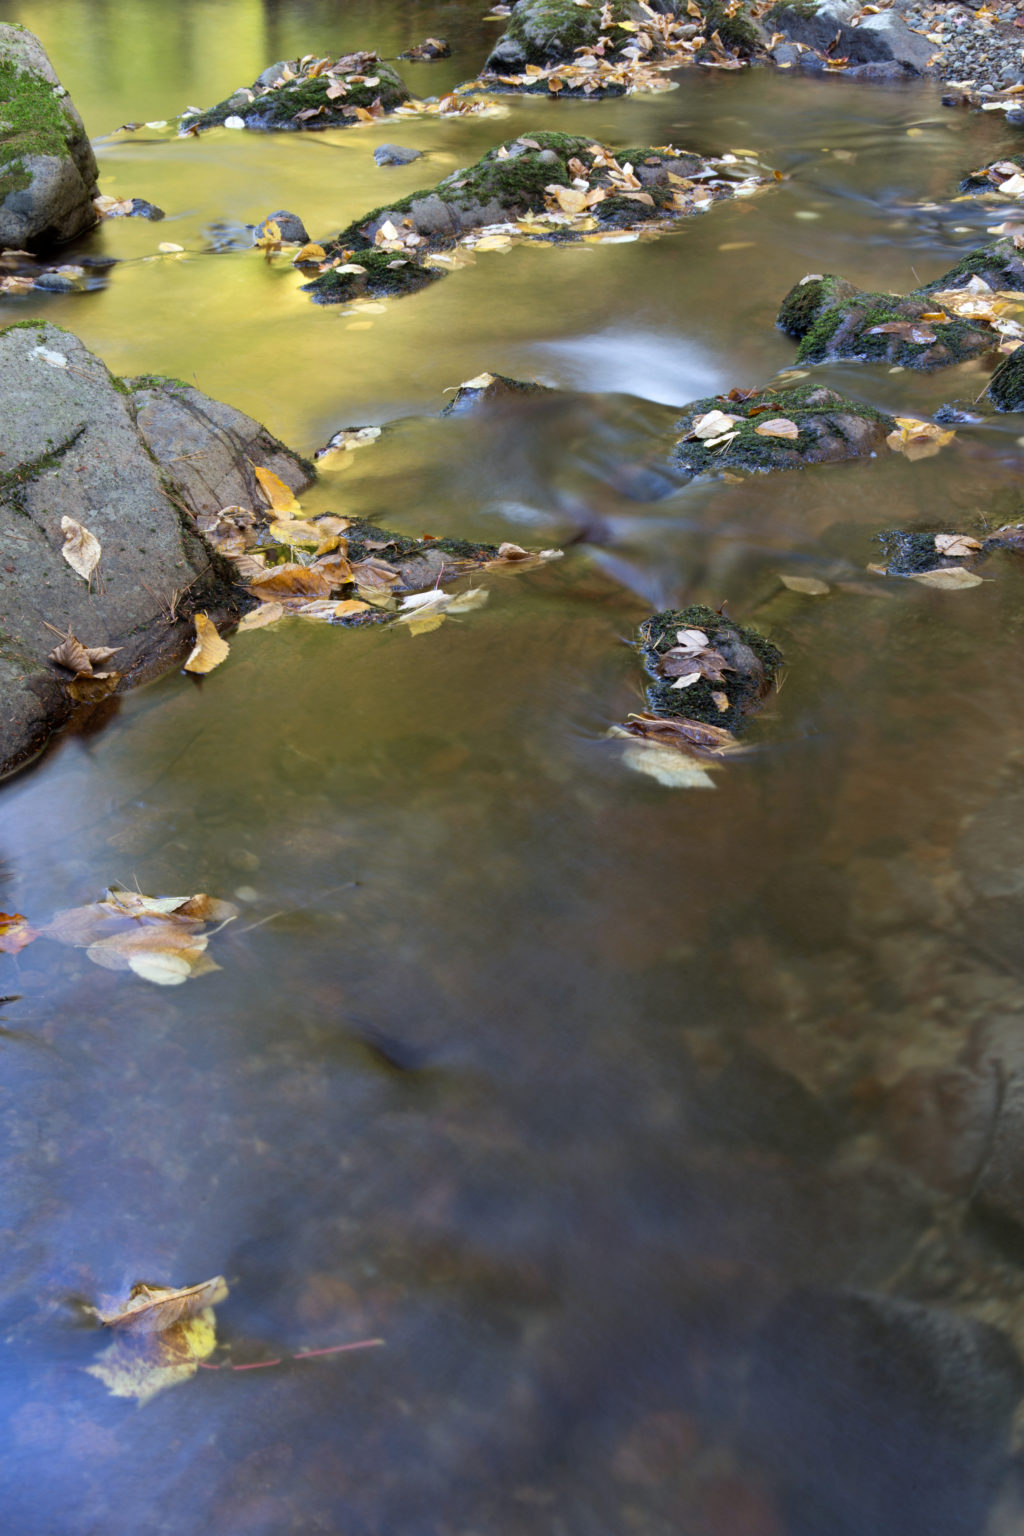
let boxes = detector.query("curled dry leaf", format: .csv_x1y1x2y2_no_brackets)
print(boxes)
754,417,800,439
90,1275,229,1333
86,1277,228,1404
909,567,985,590
48,628,121,677
934,533,982,558
60,517,102,582
249,563,332,601
184,613,230,674
253,466,302,516
0,912,38,954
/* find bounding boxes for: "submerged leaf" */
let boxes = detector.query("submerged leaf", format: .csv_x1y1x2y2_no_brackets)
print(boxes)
780,574,830,595
86,1276,227,1404
908,567,984,590
0,913,38,954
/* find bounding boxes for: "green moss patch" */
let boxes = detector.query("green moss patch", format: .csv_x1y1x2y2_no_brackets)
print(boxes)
0,58,79,199
638,605,782,731
777,272,993,369
673,384,895,475
187,55,410,132
302,247,443,305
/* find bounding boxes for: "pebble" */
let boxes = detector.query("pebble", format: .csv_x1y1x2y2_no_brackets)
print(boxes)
901,0,1024,91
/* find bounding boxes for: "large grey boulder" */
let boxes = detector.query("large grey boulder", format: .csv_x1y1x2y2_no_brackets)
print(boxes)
0,24,99,250
0,321,313,777
770,0,937,73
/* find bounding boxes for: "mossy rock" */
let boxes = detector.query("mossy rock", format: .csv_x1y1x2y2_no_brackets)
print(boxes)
919,237,1024,296
673,385,895,475
699,0,763,55
302,247,442,305
0,25,99,250
485,0,761,73
638,605,782,732
186,55,410,131
441,373,550,415
958,156,1024,196
988,349,1024,413
874,528,980,576
777,273,993,369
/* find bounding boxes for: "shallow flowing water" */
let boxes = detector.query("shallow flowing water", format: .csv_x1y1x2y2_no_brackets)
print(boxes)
6,4,1024,1533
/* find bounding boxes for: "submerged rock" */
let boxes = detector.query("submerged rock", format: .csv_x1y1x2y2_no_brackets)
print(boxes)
768,0,937,73
673,385,894,474
184,52,411,132
0,320,313,776
441,372,550,415
777,272,993,368
0,24,99,251
303,132,769,304
374,143,422,167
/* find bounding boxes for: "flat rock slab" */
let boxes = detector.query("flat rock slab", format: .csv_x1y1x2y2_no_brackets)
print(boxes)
0,321,312,776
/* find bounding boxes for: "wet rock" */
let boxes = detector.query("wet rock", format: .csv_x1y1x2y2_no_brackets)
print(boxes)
0,24,99,251
373,143,422,167
777,272,992,368
749,1290,1024,1536
921,236,1024,293
637,605,782,733
768,0,937,72
184,52,411,132
441,372,550,416
673,385,894,475
884,1065,997,1193
301,248,443,306
485,0,760,72
398,38,450,61
872,527,983,577
252,209,308,244
0,320,313,776
958,154,1024,195
987,347,1024,411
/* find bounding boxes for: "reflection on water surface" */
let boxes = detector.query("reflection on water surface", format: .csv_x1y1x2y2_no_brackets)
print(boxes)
5,3,1024,1533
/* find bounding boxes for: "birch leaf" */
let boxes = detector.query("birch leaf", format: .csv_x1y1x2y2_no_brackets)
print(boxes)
184,613,230,674
934,533,982,558
754,417,800,439
90,1276,228,1333
909,567,984,590
61,517,101,581
253,466,302,516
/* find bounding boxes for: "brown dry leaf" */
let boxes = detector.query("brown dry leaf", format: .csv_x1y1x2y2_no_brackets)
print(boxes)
546,184,588,215
237,602,286,631
315,515,353,537
68,671,120,703
909,567,984,590
0,912,38,954
332,598,372,616
184,613,230,675
60,517,101,582
90,1276,228,1333
293,242,327,263
886,417,956,461
780,574,830,595
351,558,403,597
268,519,324,545
624,712,747,757
754,417,800,439
249,563,332,601
313,553,355,590
253,466,302,516
48,631,95,676
934,532,982,558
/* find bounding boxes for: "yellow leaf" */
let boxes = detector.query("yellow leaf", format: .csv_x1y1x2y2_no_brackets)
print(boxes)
546,184,587,215
158,241,185,253
238,602,286,631
293,242,326,264
61,516,101,581
253,466,302,515
268,519,323,545
183,612,230,674
754,417,800,439
332,599,371,616
473,235,514,251
248,563,332,600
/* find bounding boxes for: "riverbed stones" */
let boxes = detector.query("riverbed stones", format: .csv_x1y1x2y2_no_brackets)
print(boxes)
185,52,410,132
769,0,937,72
0,24,99,251
673,386,894,474
0,320,313,776
777,272,993,368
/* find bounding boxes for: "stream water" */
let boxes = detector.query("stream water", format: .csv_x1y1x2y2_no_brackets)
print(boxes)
6,4,1024,1534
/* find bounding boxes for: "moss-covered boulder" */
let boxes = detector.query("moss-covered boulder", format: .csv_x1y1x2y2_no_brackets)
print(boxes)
918,238,1024,296
637,606,782,732
958,155,1024,196
484,0,760,77
987,349,1024,413
302,132,761,303
0,24,99,251
673,385,895,475
184,52,411,132
302,248,443,305
777,272,993,369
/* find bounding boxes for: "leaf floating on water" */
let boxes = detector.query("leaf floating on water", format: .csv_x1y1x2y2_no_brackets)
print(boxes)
60,517,101,582
780,574,830,595
184,613,230,674
0,913,38,954
90,1276,229,1332
886,417,957,462
619,738,719,789
934,532,982,558
253,466,302,516
85,1276,228,1404
237,602,286,632
909,567,985,590
249,563,332,601
754,417,800,439
44,886,236,984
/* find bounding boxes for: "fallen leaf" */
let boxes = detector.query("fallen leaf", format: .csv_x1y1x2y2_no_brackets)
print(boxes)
253,466,302,516
886,417,956,461
332,598,372,616
184,613,230,674
86,1277,227,1404
934,532,982,558
780,575,830,594
619,738,718,789
546,184,588,215
61,517,102,582
754,417,800,439
908,567,984,590
268,519,324,546
293,242,326,263
249,563,332,601
0,913,38,954
67,672,120,703
691,409,737,439
157,241,185,253
237,602,286,631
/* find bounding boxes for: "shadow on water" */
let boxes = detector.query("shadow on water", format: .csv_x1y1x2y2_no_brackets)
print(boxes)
6,2,1024,1532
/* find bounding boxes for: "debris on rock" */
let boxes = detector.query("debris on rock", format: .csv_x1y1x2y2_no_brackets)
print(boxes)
986,345,1024,412
441,371,551,415
673,385,895,475
252,209,309,245
182,51,411,132
871,528,986,584
398,38,451,61
777,271,997,369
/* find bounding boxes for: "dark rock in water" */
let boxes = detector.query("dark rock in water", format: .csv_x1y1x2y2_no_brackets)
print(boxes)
398,37,450,61
933,402,981,425
987,348,1024,412
253,208,309,244
873,528,981,577
958,154,1024,195
302,248,443,305
374,143,422,167
637,604,782,733
0,319,313,777
31,268,78,291
777,272,992,369
768,0,936,73
126,197,164,220
673,385,894,475
184,52,411,132
919,236,1024,294
0,24,99,251
749,1290,1024,1536
844,59,914,82
441,371,550,416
